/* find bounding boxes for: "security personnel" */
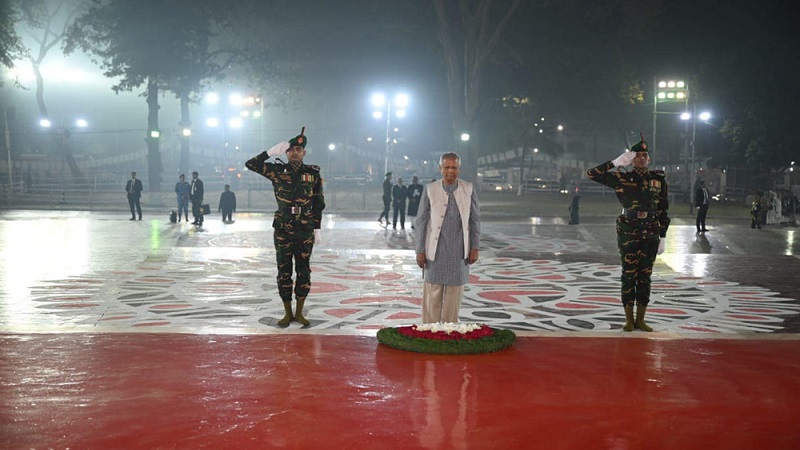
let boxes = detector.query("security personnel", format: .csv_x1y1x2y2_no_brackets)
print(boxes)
378,172,392,226
245,127,325,326
586,135,670,332
391,176,408,229
750,192,763,229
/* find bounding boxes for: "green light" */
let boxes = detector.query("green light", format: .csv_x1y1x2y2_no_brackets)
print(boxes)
150,220,160,250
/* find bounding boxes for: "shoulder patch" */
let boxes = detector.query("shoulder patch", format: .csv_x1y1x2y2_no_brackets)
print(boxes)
305,164,321,174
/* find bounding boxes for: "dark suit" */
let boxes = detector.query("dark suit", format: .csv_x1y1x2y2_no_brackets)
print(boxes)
695,186,710,232
125,178,143,219
218,191,236,222
190,178,205,225
392,183,408,229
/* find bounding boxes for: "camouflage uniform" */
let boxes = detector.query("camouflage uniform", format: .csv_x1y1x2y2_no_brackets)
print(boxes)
587,154,670,309
245,147,325,306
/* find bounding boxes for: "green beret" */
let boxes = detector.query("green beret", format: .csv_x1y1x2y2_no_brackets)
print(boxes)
385,172,392,177
288,127,307,148
630,139,648,153
288,134,306,148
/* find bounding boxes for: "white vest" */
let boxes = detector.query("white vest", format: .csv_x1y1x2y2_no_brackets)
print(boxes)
424,179,474,260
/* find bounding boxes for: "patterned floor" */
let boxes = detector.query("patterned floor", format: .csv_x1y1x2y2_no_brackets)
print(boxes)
3,214,797,335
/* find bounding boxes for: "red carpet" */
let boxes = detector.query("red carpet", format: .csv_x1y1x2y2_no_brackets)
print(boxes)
2,333,799,449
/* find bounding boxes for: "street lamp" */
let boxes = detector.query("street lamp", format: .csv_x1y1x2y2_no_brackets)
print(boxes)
556,124,568,154
681,109,712,210
372,92,410,174
653,78,689,162
327,143,336,174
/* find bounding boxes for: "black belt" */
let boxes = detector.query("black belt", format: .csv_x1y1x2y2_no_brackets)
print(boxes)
622,209,657,220
279,206,312,214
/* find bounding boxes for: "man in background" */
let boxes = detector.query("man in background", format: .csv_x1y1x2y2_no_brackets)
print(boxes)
125,171,143,221
378,172,392,227
392,176,408,230
190,171,204,226
695,180,710,232
175,174,190,222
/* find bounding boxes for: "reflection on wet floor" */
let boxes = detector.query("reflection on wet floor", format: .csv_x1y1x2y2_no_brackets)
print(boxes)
1,211,799,334
2,211,800,449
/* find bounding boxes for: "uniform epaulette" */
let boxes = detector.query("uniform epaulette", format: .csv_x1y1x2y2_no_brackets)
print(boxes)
305,164,321,173
651,170,666,178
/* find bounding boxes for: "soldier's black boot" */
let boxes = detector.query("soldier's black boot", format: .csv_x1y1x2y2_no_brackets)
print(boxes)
635,303,653,332
295,297,310,326
277,301,294,327
623,304,635,332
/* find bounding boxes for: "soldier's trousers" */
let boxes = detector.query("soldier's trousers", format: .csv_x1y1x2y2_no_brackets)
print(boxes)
274,229,314,302
617,233,659,306
379,197,390,221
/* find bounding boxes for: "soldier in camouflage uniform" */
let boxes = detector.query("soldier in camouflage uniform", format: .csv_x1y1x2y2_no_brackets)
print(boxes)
586,136,670,332
245,128,325,327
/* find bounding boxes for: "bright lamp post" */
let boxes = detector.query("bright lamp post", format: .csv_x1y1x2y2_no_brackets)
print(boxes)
372,93,409,174
681,109,712,210
653,79,689,163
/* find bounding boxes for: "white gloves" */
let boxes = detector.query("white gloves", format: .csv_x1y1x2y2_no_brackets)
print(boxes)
314,229,321,245
267,141,290,157
611,151,636,167
657,238,666,255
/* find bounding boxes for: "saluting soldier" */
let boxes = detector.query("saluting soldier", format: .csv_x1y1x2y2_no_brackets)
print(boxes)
586,135,670,332
245,127,325,326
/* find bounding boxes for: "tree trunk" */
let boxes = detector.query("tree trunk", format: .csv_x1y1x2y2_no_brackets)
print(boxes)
32,59,83,181
179,90,191,176
146,78,162,197
433,0,520,182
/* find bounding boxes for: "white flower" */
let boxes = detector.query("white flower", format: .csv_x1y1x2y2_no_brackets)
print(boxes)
414,322,484,335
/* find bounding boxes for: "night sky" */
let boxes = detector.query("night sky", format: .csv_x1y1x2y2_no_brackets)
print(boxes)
2,0,799,173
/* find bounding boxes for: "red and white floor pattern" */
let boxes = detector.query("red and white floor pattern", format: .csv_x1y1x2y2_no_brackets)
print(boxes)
9,229,799,334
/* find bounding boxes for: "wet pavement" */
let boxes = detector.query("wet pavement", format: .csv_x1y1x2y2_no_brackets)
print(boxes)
1,210,799,449
1,211,798,335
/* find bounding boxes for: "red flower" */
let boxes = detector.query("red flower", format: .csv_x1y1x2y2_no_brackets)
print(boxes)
396,325,494,341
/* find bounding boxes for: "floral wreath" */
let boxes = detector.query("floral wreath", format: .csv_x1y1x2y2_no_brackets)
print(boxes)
377,322,516,355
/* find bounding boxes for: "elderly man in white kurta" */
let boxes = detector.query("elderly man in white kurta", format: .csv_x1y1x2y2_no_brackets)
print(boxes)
415,152,480,323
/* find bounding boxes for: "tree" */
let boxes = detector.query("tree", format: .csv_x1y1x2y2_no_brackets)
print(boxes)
481,0,663,163
644,0,800,172
16,0,89,179
0,0,26,73
66,0,298,191
433,0,520,181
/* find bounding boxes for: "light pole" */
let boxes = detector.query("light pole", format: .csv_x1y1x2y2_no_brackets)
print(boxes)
328,143,335,175
681,109,712,211
557,124,567,154
372,93,409,175
653,78,689,163
3,110,13,195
